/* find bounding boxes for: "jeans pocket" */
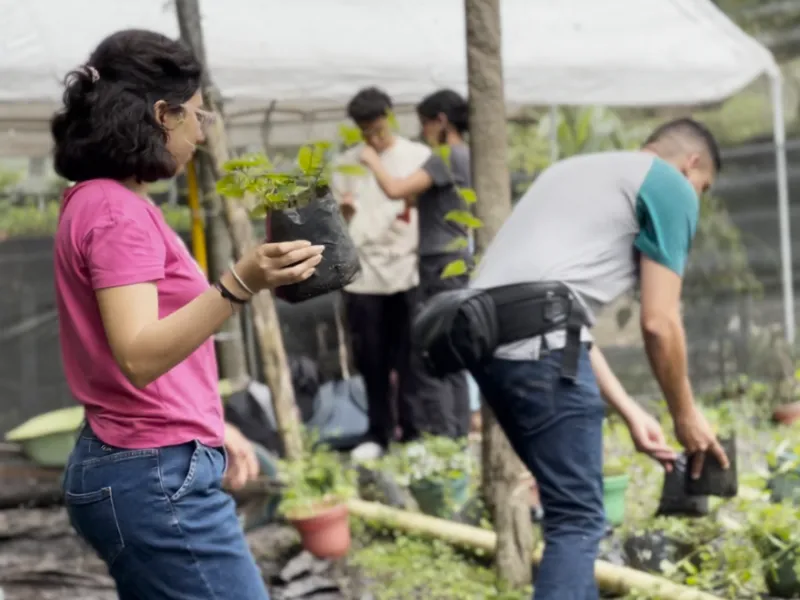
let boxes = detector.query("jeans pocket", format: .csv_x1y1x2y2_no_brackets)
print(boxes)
65,487,125,565
160,442,203,503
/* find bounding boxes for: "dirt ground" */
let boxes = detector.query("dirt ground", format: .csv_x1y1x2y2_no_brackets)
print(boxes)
0,507,365,600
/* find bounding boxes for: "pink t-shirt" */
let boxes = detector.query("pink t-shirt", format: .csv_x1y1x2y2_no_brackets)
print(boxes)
54,179,224,449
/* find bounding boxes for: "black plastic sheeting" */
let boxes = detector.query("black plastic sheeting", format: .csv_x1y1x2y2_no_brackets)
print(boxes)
0,235,350,434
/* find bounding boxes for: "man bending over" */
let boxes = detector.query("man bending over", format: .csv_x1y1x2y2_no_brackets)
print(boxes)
468,118,729,600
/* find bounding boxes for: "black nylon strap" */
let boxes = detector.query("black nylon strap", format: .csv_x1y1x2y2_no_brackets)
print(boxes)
215,280,248,305
486,282,588,381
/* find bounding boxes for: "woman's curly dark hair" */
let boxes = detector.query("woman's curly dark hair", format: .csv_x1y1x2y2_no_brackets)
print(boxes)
416,89,469,135
51,29,202,183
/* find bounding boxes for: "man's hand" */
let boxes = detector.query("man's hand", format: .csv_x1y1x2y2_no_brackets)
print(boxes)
673,406,729,479
624,403,677,471
359,145,381,169
223,422,260,491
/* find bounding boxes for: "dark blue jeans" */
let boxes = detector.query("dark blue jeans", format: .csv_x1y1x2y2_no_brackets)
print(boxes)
63,426,270,600
472,347,605,600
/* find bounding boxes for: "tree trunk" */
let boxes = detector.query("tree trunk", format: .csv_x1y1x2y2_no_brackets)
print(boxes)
194,150,250,391
464,0,535,589
174,0,303,459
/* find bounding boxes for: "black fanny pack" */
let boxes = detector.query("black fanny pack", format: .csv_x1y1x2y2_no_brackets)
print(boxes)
411,282,589,381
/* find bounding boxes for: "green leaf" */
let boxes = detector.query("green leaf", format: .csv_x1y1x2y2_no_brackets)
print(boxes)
434,145,451,168
291,185,311,196
249,203,268,218
215,178,245,199
574,108,593,149
444,236,469,252
222,153,272,172
297,144,325,175
445,209,483,229
334,163,368,176
387,111,400,132
441,259,468,279
338,124,363,147
457,188,477,205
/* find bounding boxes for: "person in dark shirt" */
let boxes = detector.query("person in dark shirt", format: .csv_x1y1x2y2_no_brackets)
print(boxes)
360,89,472,440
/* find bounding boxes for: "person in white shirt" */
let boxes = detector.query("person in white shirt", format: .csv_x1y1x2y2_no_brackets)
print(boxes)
332,88,430,459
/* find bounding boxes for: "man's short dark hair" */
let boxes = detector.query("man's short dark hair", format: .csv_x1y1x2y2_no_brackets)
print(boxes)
51,29,202,183
346,87,393,124
416,89,469,134
643,117,722,173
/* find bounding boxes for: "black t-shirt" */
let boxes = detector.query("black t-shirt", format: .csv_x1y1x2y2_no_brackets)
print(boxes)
417,144,472,257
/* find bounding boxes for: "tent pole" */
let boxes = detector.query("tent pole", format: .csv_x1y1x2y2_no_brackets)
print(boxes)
549,105,559,162
771,74,795,347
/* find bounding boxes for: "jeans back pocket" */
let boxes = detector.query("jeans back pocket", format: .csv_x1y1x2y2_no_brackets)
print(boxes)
64,486,125,565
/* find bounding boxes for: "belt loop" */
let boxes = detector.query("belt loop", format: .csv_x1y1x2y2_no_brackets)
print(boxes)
560,301,583,381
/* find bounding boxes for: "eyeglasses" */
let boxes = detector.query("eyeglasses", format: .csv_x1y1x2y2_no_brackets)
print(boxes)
182,104,217,130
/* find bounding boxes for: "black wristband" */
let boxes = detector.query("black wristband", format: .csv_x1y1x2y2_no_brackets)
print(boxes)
214,280,248,305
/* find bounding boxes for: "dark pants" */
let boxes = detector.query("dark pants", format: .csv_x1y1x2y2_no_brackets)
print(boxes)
63,426,269,600
471,347,605,600
344,289,416,447
402,253,471,439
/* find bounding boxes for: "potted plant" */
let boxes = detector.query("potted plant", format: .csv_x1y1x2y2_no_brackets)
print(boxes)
748,501,800,598
216,141,367,304
277,440,356,559
378,436,474,519
603,458,630,527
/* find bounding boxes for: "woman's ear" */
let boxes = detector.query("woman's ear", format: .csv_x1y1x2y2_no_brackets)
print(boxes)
153,100,168,125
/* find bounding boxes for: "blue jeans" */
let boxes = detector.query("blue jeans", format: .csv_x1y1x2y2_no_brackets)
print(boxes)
472,347,605,600
63,426,270,600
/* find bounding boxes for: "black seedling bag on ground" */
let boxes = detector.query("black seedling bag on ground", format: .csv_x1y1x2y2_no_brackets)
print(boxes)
266,193,361,304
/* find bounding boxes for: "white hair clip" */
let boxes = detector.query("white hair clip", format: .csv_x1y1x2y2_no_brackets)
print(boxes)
85,66,100,83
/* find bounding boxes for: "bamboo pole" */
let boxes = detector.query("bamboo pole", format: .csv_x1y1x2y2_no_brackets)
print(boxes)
347,499,725,600
185,160,208,277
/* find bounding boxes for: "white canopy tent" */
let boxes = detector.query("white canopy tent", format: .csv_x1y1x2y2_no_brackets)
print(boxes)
0,0,793,342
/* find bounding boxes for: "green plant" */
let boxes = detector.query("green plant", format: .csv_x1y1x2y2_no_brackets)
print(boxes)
430,144,482,279
0,201,61,237
277,437,356,520
374,435,475,487
351,532,530,599
216,139,368,217
747,502,800,593
159,204,192,232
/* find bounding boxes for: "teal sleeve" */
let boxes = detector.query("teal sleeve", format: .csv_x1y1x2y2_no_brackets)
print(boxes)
633,158,699,276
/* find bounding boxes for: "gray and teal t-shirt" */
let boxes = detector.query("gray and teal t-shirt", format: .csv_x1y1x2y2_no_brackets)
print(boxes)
417,144,472,257
470,151,699,359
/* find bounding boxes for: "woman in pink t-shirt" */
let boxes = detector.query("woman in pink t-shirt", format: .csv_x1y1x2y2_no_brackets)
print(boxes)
53,29,323,600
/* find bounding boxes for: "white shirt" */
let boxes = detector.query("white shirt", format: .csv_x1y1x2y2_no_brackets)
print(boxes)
332,137,430,295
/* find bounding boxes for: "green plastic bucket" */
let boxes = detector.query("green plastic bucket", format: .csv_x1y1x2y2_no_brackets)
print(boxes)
603,473,630,526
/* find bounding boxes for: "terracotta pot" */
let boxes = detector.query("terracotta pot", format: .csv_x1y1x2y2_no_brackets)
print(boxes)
289,503,351,559
774,402,800,426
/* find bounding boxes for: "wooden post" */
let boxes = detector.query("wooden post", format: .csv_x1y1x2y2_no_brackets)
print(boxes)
464,0,536,588
174,0,303,459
